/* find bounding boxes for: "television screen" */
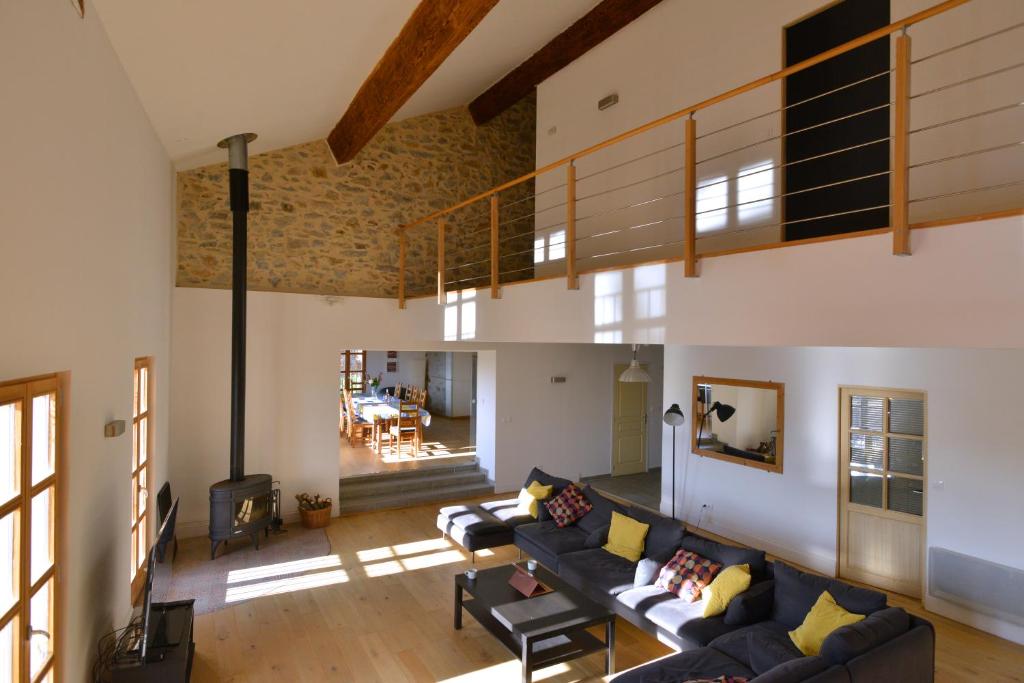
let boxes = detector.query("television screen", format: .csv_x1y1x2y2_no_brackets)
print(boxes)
140,497,178,660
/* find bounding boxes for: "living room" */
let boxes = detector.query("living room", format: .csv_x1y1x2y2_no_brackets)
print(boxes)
2,0,1023,681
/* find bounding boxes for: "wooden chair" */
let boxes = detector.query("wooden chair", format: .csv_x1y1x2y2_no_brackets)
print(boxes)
344,389,372,445
388,401,421,457
394,384,403,401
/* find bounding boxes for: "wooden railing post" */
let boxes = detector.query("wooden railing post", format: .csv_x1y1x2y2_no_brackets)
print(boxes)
892,31,912,256
684,114,698,277
437,218,446,304
398,230,407,309
566,161,579,289
490,195,500,299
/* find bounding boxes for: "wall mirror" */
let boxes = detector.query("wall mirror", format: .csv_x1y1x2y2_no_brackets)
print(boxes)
691,376,785,473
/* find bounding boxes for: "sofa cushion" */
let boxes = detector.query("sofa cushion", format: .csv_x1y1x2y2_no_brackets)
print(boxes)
514,520,589,569
710,622,796,670
577,485,624,534
584,523,610,549
657,549,723,602
611,648,755,683
545,483,592,527
629,506,687,561
635,557,666,587
558,548,637,597
617,585,733,647
523,468,572,521
517,480,554,517
749,656,830,683
703,564,752,618
771,562,887,630
478,499,535,527
683,535,767,579
604,511,650,562
747,630,804,674
437,505,508,535
789,591,866,656
818,606,910,665
725,580,775,626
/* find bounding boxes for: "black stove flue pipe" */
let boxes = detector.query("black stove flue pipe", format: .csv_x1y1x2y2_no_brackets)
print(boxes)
218,133,257,483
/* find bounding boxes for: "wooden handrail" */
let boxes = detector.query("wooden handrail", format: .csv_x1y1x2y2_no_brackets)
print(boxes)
437,218,446,304
398,231,407,309
566,162,578,289
892,33,912,255
398,0,969,233
683,116,697,277
489,195,500,299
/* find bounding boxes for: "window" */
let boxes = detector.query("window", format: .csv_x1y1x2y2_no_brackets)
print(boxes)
130,358,153,602
0,374,62,682
841,388,926,517
341,351,366,393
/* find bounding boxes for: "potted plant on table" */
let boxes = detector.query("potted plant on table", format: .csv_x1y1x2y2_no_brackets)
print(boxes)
368,374,381,396
296,492,333,529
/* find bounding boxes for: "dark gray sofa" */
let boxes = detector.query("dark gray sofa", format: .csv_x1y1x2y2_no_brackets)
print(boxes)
438,468,934,682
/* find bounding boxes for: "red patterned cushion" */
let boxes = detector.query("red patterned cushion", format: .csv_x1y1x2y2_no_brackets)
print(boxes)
656,549,722,602
543,483,592,528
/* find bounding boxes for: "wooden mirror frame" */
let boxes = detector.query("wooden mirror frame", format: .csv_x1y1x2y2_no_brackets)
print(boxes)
691,376,785,474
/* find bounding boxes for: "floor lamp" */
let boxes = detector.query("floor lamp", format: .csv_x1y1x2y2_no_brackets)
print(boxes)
663,404,685,519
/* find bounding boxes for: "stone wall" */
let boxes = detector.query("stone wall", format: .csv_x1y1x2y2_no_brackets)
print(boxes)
176,95,536,298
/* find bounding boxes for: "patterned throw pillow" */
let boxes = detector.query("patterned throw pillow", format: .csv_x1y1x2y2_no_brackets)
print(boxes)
656,549,722,602
544,483,592,528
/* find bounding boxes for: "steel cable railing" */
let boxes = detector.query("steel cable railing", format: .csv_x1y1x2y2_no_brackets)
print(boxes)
400,1,1024,305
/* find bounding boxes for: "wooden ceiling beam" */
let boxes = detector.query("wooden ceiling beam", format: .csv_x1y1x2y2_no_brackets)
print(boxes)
468,0,665,126
327,0,499,164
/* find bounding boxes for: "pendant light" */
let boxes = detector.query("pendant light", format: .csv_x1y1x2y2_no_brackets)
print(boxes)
619,344,651,383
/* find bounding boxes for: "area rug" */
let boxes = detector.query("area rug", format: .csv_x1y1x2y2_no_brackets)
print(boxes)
152,523,332,615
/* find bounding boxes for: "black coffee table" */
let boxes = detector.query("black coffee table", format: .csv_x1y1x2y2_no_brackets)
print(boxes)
454,563,615,683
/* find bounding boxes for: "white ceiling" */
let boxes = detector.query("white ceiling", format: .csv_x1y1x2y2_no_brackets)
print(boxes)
91,0,600,169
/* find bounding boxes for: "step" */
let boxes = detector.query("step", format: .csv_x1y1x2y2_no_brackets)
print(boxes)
339,469,489,497
338,481,495,514
339,458,480,487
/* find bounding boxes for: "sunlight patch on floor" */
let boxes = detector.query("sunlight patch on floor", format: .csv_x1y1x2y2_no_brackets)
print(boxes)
438,661,572,682
224,568,350,603
225,554,342,584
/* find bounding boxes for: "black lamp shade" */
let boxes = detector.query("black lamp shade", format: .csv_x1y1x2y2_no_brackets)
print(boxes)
663,404,685,426
710,401,736,422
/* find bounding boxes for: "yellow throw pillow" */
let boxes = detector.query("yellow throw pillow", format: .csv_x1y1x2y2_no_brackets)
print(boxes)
789,591,866,656
516,480,553,517
603,511,650,562
702,564,751,617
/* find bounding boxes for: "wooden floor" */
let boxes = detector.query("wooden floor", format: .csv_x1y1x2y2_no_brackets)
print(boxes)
340,415,475,478
584,470,661,511
191,499,1024,682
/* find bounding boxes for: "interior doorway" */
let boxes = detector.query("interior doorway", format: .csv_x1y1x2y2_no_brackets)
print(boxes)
611,363,648,476
783,0,891,240
838,386,927,598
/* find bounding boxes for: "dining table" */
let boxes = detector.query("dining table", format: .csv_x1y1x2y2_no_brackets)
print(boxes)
352,394,432,427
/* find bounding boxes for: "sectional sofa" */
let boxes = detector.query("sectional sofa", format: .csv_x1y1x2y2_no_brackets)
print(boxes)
437,467,935,682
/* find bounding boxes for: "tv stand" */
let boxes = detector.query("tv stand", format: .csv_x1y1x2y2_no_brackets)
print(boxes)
111,600,195,683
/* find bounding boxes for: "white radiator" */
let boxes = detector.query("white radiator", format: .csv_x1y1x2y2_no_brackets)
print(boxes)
929,547,1024,625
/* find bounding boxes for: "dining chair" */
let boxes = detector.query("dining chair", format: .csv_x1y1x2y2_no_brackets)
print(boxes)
395,384,403,401
344,389,372,445
388,401,421,457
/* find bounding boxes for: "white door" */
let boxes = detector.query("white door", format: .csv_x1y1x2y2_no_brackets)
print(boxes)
612,365,647,476
839,387,926,598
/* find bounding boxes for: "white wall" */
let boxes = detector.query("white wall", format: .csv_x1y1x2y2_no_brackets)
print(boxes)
0,3,174,679
661,345,1024,644
532,0,1024,262
170,289,662,528
366,350,427,388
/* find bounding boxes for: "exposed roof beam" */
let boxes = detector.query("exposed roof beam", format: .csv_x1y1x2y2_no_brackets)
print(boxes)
468,0,665,126
327,0,499,164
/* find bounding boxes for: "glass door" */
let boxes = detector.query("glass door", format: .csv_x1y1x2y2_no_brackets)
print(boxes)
0,376,60,683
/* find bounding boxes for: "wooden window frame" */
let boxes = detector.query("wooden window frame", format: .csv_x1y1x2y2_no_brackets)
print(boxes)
690,375,785,474
0,373,64,683
129,359,153,605
341,350,367,393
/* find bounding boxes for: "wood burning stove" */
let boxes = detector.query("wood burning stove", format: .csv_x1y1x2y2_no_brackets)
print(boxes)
209,474,273,559
208,132,277,560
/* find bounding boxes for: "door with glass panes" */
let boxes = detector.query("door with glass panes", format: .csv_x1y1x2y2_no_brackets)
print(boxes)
839,387,926,597
0,376,61,682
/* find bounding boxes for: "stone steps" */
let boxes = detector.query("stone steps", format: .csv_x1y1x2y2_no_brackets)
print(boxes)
338,460,492,514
